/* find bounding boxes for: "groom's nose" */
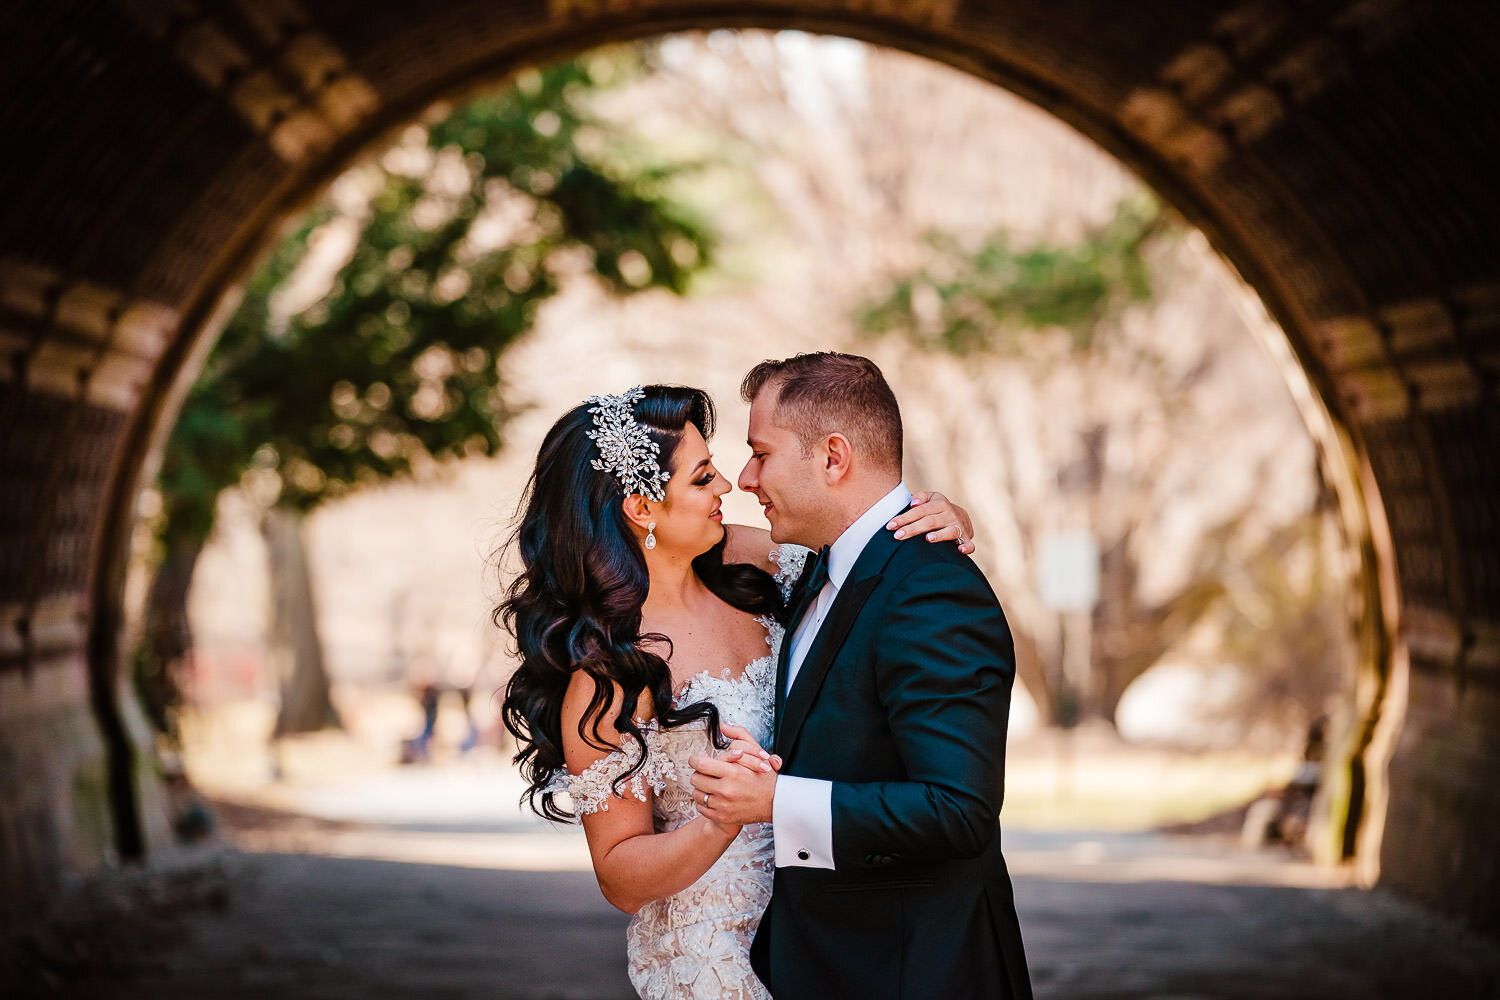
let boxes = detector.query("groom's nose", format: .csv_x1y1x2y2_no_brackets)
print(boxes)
737,458,757,493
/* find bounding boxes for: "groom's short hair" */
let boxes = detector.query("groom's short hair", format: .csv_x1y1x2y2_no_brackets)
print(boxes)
740,352,903,472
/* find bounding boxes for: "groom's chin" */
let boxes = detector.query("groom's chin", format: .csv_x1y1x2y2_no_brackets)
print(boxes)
767,522,800,547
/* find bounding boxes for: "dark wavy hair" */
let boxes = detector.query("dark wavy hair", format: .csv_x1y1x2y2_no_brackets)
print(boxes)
497,385,782,821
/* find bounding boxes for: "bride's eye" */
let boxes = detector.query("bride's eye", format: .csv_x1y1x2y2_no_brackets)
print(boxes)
694,470,715,486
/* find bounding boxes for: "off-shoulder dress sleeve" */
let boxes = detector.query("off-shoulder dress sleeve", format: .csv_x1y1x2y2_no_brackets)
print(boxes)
551,723,681,816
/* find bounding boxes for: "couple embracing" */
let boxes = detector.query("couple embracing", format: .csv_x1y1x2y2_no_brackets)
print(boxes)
500,352,1032,999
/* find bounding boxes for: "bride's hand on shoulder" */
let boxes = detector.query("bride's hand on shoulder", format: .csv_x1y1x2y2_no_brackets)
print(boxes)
889,490,976,555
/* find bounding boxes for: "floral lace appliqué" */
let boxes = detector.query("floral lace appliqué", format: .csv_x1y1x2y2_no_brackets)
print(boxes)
559,546,804,999
557,723,680,815
626,644,777,999
769,543,810,603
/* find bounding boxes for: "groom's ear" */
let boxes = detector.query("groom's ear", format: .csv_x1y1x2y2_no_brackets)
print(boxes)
621,494,654,529
823,432,854,484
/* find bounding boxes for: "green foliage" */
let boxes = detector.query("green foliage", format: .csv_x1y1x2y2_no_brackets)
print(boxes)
857,196,1165,354
156,51,714,541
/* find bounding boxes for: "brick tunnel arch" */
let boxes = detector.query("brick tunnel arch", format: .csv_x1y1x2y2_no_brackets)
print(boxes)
2,2,1495,930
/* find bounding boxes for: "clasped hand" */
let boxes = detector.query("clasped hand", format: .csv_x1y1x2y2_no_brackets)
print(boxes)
688,724,780,829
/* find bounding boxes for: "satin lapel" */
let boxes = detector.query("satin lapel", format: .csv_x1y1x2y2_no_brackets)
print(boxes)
774,578,820,749
773,616,792,748
776,526,904,760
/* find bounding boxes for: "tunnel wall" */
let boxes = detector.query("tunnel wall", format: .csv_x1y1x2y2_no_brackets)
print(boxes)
0,662,110,907
0,0,1495,929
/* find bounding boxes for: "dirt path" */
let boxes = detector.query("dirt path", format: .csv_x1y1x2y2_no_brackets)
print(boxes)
5,848,632,1000
10,827,1498,998
1007,831,1498,999
7,763,1498,998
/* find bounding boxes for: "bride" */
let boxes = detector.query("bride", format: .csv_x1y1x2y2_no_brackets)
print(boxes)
498,385,973,999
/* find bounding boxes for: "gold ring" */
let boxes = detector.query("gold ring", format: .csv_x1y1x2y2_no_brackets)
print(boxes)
704,793,712,807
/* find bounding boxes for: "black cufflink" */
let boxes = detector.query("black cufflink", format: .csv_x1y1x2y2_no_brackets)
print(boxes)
797,849,810,861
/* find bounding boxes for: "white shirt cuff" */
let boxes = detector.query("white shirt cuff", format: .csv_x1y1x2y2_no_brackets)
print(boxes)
772,775,835,869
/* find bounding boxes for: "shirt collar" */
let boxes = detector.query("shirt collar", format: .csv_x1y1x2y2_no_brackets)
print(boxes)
826,482,912,590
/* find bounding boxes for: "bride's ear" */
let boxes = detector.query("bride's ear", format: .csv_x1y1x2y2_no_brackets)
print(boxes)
621,494,654,530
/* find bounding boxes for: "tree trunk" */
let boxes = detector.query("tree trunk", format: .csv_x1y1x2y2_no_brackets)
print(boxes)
262,506,341,736
1085,534,1231,727
1011,624,1060,727
135,533,205,737
1083,531,1136,728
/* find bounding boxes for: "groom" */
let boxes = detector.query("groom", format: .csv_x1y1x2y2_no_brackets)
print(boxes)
690,352,1032,999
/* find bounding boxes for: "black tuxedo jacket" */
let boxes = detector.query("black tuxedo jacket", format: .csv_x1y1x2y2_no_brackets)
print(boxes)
750,522,1032,1000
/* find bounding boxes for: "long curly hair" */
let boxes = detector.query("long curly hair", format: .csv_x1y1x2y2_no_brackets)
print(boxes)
497,385,781,821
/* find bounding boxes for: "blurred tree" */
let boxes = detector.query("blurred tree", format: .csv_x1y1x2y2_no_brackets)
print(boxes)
859,196,1342,730
136,51,714,738
563,34,1347,744
1204,463,1350,737
861,197,1161,726
857,197,1160,356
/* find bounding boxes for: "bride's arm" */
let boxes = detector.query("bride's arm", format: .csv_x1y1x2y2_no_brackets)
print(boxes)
722,523,781,573
723,490,977,568
560,671,739,915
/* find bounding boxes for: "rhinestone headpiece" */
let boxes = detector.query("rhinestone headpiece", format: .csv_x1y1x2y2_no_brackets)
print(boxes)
585,386,670,502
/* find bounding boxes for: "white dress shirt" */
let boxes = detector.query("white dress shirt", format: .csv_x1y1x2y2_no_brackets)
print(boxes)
772,482,913,870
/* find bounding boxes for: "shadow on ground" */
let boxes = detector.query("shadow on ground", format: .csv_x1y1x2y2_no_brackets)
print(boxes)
4,852,634,1000
6,771,1499,1000
7,830,1500,999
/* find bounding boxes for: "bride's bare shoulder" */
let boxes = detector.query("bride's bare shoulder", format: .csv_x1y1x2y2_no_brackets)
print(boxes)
723,523,777,573
561,668,656,756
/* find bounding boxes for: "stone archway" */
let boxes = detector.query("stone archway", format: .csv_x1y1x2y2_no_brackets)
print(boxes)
1,1,1495,930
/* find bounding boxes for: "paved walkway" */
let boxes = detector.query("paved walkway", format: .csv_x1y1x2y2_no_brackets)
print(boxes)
7,761,1498,998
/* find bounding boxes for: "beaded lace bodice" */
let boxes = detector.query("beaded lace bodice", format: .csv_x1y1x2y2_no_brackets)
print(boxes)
556,543,807,1000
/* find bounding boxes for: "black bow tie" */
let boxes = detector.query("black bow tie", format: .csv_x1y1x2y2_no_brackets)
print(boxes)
784,545,831,626
801,545,831,597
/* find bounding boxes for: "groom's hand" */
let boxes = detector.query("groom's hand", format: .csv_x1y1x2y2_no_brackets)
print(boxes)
688,752,777,826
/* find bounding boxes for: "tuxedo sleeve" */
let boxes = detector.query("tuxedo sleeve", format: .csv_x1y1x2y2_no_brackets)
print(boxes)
830,563,1014,867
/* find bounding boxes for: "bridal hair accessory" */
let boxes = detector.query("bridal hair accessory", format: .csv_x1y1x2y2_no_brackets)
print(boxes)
585,386,671,502
645,522,657,550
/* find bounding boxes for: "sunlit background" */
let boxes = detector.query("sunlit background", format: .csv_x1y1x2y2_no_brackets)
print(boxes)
130,30,1353,871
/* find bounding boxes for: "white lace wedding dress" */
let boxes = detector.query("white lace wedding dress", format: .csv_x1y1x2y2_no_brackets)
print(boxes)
556,545,807,1000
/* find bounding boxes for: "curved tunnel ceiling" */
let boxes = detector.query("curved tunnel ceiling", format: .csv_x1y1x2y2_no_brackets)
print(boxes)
1,0,1496,927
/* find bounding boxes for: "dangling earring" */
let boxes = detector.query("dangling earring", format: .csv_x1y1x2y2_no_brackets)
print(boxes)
645,522,657,550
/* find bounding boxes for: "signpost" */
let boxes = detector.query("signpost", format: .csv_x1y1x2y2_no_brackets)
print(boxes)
1038,530,1099,613
1037,530,1099,800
